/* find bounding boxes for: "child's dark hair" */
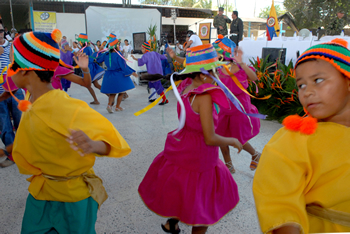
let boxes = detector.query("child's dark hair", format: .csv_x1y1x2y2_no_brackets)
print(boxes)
295,58,317,68
34,70,54,83
124,39,128,42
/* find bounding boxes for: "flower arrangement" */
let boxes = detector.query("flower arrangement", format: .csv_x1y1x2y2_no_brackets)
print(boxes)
248,56,304,122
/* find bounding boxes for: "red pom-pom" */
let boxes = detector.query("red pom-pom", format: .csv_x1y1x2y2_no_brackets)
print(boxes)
51,29,62,43
18,100,32,112
299,116,318,135
282,115,303,131
330,38,348,48
218,34,224,39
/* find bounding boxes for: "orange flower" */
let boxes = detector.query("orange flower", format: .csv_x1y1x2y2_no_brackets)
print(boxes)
258,82,264,89
289,68,296,79
257,57,261,68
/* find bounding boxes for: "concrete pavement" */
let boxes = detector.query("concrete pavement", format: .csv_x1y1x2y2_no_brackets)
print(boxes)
0,81,282,234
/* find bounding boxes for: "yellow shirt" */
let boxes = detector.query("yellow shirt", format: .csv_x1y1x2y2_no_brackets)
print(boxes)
253,122,350,233
13,90,131,202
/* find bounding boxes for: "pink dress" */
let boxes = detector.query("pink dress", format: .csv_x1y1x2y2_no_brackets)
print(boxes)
51,66,73,90
216,67,260,145
138,78,239,226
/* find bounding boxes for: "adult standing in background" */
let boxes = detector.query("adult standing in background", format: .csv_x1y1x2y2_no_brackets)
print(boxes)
213,7,231,36
327,9,345,35
230,11,243,46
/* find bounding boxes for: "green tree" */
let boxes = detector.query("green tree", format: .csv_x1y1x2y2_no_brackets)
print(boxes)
140,0,212,9
283,0,350,29
258,5,285,19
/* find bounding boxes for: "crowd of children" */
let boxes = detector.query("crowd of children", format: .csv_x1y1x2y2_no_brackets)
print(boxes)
0,22,349,234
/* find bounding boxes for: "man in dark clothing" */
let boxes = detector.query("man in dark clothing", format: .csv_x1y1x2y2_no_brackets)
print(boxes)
230,11,243,46
213,7,231,36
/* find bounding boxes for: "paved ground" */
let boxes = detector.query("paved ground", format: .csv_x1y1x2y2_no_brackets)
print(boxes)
0,81,282,234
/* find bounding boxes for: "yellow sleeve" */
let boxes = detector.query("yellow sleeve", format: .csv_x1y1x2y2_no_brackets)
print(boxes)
252,128,312,234
69,105,131,158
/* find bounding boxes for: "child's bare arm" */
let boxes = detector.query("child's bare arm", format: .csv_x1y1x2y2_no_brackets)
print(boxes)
197,94,242,152
67,130,111,156
0,91,13,102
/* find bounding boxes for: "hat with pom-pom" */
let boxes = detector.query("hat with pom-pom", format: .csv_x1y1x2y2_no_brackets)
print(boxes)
108,37,119,50
7,29,62,77
212,34,236,60
295,38,350,78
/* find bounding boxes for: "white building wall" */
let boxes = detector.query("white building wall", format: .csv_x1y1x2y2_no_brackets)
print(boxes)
56,13,86,45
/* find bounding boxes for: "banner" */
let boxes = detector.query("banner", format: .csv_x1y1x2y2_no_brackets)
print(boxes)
199,23,211,44
266,0,279,41
33,11,57,32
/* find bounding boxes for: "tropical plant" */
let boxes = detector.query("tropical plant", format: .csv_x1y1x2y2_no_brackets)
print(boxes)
248,56,304,122
146,24,158,52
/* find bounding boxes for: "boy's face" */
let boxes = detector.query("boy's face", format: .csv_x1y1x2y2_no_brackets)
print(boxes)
296,59,350,122
141,47,146,54
124,40,129,45
11,70,28,88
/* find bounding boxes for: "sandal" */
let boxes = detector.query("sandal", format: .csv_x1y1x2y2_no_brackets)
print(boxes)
161,218,180,234
225,161,236,174
115,107,125,111
90,101,100,105
250,151,261,171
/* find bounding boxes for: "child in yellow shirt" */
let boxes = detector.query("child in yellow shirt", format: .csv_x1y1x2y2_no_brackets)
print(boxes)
8,29,131,233
253,38,350,233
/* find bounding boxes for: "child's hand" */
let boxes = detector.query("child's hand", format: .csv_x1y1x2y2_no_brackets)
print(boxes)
230,138,243,153
166,47,175,58
73,52,89,70
67,129,95,156
234,47,243,63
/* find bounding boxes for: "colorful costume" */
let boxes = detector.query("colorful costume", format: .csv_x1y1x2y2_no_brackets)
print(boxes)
253,123,350,233
51,65,74,90
8,29,131,233
77,33,105,82
60,43,73,91
83,46,105,82
253,38,350,233
139,41,167,100
216,66,260,144
97,49,135,94
138,78,239,225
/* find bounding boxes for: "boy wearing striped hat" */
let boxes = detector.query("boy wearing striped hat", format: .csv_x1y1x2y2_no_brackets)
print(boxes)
131,41,169,104
8,29,131,233
253,38,350,233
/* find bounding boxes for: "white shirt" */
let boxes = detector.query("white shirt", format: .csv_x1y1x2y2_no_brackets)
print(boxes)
175,44,183,55
122,44,133,57
189,34,203,48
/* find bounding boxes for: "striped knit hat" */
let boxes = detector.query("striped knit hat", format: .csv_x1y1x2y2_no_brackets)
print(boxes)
142,41,151,52
107,33,116,40
108,37,119,50
295,38,350,78
212,34,236,60
77,33,89,43
7,29,62,77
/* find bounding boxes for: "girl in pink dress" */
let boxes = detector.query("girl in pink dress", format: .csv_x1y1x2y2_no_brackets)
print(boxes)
138,44,242,234
214,36,261,173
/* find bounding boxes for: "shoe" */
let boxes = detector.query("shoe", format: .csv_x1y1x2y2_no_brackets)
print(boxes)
0,159,15,168
106,105,113,113
149,99,156,103
159,99,169,105
225,161,235,174
161,219,180,234
250,151,261,171
115,107,125,111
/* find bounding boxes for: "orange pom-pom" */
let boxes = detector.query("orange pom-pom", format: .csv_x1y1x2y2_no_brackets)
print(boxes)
330,38,348,48
218,34,224,39
18,100,32,112
299,116,318,135
282,115,303,131
51,29,62,43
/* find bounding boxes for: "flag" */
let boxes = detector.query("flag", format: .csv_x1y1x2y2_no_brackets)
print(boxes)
266,0,280,41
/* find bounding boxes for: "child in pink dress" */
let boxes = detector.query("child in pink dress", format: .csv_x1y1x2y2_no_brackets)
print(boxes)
139,44,242,234
213,36,261,173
